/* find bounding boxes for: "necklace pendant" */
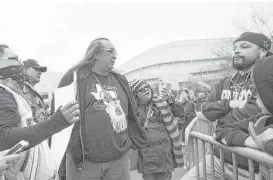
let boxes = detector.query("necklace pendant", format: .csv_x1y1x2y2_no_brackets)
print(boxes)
115,106,123,116
232,83,242,92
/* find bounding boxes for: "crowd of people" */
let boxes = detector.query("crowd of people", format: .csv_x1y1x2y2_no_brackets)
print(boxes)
0,31,272,180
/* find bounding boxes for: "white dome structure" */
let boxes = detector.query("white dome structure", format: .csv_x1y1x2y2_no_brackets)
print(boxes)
118,38,234,90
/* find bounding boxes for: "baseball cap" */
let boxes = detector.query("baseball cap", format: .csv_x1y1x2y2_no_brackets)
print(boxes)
23,59,47,72
234,32,273,56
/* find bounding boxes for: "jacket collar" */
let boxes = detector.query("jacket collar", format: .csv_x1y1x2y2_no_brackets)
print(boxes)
24,81,44,101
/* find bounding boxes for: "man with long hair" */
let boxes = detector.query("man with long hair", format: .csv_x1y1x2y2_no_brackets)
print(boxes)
57,38,147,180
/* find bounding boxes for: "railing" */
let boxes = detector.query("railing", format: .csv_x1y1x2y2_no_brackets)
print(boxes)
186,131,273,180
182,117,273,179
184,117,217,171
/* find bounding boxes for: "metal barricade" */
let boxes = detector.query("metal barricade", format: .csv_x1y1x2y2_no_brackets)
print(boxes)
186,131,273,180
184,117,217,171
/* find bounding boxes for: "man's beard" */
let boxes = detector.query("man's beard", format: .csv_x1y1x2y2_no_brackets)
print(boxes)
232,56,255,71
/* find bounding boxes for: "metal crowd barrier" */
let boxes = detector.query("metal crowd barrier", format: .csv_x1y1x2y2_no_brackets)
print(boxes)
186,131,273,180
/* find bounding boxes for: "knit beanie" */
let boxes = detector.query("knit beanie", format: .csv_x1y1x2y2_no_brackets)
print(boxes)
253,55,273,114
234,32,272,56
129,79,148,97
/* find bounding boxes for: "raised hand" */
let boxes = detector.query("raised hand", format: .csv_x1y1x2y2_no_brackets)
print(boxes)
161,87,172,99
60,100,80,124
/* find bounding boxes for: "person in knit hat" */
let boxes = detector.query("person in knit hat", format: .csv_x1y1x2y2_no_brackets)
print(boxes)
212,55,273,180
181,32,273,179
130,79,183,180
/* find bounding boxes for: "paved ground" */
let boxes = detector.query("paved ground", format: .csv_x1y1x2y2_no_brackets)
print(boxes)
131,167,185,180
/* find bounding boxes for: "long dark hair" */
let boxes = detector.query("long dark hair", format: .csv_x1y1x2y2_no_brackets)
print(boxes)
72,38,110,77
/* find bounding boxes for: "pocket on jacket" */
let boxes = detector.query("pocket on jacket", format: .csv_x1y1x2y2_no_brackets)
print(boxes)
139,146,165,174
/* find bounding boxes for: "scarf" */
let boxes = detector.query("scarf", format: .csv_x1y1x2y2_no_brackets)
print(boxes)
144,95,184,166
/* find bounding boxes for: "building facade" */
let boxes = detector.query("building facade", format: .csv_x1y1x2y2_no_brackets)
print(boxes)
117,38,234,91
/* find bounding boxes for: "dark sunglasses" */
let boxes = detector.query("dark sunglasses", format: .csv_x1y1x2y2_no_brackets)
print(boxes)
138,85,150,93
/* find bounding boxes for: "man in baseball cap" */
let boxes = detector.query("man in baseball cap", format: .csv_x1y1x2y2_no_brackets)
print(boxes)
23,59,49,122
181,32,272,180
23,59,47,72
233,32,272,71
23,59,47,86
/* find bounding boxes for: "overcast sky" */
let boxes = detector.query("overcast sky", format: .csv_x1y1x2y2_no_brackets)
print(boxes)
0,0,272,73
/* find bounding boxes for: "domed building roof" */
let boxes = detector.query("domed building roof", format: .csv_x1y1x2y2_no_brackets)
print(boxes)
118,38,233,74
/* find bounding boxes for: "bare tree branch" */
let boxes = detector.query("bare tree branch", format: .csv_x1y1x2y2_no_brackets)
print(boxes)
251,6,273,42
235,21,251,32
213,6,273,68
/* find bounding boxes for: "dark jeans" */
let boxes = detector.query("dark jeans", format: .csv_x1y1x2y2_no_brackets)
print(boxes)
143,172,172,180
66,151,130,180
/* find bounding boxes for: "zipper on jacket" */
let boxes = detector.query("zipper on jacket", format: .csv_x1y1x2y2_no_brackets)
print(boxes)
76,73,84,171
78,119,84,171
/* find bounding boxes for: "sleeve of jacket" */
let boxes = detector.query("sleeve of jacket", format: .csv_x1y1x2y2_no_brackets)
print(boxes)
213,113,262,146
119,74,147,150
231,97,261,121
0,88,70,151
198,99,232,122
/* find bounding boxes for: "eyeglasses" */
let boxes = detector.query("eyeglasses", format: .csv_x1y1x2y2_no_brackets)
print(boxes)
249,84,258,98
138,85,150,93
100,48,117,56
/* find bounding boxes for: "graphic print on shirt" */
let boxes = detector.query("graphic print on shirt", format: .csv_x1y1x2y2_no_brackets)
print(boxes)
91,84,127,133
221,89,252,100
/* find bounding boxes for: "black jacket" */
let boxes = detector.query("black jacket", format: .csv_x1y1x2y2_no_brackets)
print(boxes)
58,67,147,176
